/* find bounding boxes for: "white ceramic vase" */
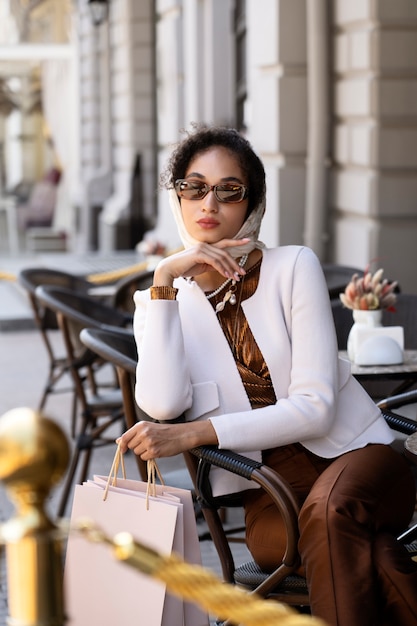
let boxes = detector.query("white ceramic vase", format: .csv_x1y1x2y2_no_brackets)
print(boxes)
347,309,383,362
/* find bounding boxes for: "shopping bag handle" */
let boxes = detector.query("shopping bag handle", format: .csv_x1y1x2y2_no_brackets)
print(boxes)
103,442,126,500
103,444,165,509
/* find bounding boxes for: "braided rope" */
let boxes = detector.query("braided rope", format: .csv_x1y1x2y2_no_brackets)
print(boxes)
77,522,325,626
154,554,319,626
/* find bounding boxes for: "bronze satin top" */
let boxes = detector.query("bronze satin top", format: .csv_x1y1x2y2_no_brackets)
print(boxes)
207,259,277,410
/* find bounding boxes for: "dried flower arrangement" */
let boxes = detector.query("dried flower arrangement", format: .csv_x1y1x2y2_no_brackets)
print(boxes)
339,267,397,311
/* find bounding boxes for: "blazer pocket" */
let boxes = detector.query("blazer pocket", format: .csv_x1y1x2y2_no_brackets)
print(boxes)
186,381,220,422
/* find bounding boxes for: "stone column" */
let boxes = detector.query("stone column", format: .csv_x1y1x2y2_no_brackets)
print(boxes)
246,0,308,249
332,0,417,292
155,0,235,250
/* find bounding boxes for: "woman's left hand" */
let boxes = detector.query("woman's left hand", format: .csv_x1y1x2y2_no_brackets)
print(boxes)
117,419,218,460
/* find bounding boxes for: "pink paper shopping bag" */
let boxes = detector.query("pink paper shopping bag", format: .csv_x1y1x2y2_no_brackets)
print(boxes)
64,452,208,626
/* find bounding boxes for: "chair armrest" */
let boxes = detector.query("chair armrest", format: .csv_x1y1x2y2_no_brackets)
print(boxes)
380,409,417,435
191,446,299,511
378,389,417,411
187,446,301,589
190,446,262,480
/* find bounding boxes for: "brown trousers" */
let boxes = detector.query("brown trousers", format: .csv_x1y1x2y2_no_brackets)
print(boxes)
243,443,417,626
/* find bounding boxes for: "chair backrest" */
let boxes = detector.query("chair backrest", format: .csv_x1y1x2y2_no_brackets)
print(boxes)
80,326,137,375
34,286,130,408
19,267,93,331
382,293,417,349
79,326,148,481
331,299,354,350
321,263,363,300
19,267,92,296
111,270,154,314
35,285,129,333
79,325,153,424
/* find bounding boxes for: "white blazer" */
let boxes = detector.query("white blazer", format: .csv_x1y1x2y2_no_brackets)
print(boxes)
133,246,393,496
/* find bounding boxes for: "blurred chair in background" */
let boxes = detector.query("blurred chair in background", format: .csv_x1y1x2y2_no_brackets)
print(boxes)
35,285,131,517
321,263,363,301
18,268,95,417
79,326,149,484
111,269,154,315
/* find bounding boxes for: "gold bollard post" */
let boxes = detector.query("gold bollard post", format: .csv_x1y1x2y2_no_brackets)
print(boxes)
0,408,70,626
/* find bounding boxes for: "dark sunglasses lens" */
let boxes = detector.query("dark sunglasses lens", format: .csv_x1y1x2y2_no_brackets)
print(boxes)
175,180,246,202
215,185,246,202
175,180,206,199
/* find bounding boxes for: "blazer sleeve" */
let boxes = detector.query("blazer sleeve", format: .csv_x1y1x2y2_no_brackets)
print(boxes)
133,289,193,420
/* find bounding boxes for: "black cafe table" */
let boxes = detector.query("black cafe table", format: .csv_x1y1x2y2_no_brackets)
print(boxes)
339,350,417,396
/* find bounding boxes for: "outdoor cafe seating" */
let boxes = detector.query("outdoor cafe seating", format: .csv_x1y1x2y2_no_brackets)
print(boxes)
34,284,132,517
79,325,417,617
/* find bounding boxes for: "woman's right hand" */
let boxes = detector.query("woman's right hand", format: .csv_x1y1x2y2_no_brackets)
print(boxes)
153,238,250,287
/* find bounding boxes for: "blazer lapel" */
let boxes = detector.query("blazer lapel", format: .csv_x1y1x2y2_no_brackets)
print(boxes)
177,278,251,413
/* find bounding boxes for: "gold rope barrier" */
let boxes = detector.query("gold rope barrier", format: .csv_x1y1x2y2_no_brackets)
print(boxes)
77,521,326,626
0,408,324,626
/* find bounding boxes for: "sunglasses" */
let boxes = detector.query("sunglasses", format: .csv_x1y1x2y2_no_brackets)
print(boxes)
175,179,248,203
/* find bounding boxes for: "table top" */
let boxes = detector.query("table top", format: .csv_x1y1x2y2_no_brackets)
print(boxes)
339,350,417,378
405,431,417,464
344,350,417,461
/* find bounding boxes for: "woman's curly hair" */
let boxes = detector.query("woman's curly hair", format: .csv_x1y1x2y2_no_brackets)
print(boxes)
160,124,266,215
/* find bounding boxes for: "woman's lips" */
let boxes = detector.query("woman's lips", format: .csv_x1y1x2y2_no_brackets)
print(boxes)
197,219,220,229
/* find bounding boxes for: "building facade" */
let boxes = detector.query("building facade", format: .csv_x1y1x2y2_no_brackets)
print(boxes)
75,0,417,292
1,0,416,292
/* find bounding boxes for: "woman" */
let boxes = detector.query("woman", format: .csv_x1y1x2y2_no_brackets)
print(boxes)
118,125,417,625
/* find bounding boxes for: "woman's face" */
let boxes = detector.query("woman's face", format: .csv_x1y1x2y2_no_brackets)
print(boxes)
180,146,249,244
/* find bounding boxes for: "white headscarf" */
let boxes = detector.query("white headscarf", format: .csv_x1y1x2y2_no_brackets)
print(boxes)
168,188,266,259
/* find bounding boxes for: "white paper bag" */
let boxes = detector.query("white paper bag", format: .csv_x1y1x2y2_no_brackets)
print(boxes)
64,458,208,626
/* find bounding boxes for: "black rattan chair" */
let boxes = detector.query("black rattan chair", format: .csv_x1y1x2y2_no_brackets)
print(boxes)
321,263,363,300
79,326,148,483
18,268,94,414
111,269,154,315
35,285,132,516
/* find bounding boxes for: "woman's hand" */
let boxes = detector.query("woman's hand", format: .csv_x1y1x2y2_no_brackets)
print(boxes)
117,419,218,460
153,238,250,287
